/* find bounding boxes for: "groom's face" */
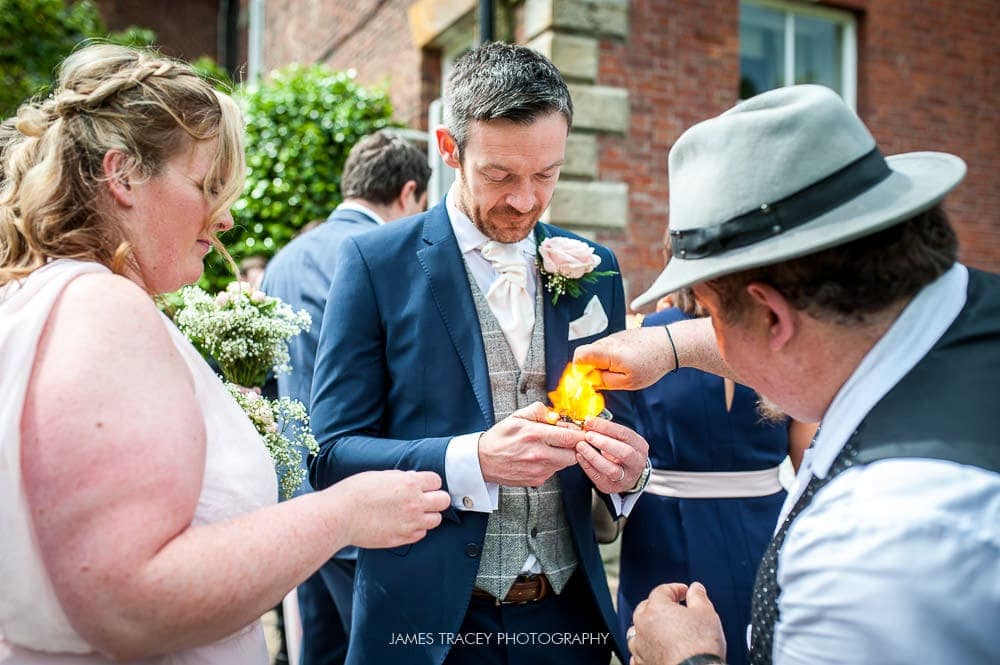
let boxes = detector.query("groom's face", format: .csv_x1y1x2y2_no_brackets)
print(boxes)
447,114,567,244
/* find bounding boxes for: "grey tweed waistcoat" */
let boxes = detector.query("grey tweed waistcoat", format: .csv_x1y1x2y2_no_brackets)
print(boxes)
465,264,578,598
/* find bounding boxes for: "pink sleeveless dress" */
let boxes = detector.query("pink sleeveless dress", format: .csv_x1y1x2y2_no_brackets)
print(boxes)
0,260,278,664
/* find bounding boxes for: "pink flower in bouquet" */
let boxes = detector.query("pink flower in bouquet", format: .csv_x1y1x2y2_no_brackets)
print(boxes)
539,237,602,279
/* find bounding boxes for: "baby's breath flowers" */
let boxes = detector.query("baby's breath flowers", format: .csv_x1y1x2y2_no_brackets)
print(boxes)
171,280,316,498
175,281,311,387
226,384,318,499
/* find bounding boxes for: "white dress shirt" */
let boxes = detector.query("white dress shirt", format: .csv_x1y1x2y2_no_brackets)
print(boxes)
771,264,1000,664
335,200,386,225
441,193,639,530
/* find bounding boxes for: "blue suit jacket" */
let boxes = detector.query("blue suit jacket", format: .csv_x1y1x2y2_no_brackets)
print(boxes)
309,200,632,664
262,207,385,561
262,206,382,423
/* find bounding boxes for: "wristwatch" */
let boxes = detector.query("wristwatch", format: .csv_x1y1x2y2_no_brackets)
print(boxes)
624,458,652,494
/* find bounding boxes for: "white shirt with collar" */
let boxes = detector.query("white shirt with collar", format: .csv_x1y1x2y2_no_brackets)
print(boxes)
441,194,639,541
771,263,1000,664
335,200,386,225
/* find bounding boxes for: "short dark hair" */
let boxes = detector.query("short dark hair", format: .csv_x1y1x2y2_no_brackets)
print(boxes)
706,204,958,326
340,130,431,205
444,41,573,154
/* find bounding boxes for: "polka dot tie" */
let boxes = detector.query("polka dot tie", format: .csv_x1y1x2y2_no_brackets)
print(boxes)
749,436,862,664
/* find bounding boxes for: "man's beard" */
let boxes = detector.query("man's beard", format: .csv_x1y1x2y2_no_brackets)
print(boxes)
458,178,541,244
756,394,789,424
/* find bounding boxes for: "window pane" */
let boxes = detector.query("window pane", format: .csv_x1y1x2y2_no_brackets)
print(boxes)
794,15,843,94
740,3,785,98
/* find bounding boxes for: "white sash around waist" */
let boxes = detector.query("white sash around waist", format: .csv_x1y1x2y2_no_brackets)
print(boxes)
645,465,784,499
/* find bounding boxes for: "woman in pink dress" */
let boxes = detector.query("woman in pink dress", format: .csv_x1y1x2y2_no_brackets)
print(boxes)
0,44,450,664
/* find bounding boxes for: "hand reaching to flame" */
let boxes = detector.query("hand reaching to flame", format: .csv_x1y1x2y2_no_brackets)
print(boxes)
576,415,650,494
549,361,650,493
478,403,585,487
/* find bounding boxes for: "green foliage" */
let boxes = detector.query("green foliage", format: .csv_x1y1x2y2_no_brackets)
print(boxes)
191,55,234,92
0,0,157,117
201,64,397,290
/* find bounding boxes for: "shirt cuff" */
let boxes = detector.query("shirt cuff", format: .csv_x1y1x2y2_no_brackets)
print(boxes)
609,489,642,517
444,432,498,512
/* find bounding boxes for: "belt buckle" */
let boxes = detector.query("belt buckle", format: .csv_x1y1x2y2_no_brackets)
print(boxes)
502,574,548,605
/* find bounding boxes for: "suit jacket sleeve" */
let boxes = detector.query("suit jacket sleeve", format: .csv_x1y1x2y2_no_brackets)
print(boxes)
308,235,452,491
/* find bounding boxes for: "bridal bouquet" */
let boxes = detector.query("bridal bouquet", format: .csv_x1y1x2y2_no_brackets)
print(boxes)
173,281,314,499
175,281,311,387
226,384,318,499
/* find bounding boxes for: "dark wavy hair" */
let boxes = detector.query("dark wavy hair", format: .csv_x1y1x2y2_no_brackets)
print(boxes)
705,204,957,325
444,41,572,156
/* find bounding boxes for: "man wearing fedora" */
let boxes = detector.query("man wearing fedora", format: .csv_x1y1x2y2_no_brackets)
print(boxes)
576,84,999,665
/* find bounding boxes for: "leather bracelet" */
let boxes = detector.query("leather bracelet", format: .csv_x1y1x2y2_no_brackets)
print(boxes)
676,655,726,665
664,325,680,371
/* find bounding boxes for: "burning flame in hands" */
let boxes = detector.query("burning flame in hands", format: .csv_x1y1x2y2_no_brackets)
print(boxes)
548,362,606,423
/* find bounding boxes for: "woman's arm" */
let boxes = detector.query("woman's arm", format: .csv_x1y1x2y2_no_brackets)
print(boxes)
21,272,447,660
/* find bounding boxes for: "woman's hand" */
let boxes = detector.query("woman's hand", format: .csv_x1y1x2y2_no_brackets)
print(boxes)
328,470,450,549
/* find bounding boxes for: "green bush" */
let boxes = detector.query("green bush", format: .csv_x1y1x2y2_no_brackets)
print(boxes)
0,0,159,117
200,65,397,290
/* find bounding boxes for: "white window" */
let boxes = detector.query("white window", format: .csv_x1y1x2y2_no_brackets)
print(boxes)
740,0,857,109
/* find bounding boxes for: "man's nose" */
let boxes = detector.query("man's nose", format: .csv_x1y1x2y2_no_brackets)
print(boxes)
505,181,537,213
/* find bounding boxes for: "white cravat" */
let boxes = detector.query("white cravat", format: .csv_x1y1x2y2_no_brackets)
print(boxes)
480,240,534,368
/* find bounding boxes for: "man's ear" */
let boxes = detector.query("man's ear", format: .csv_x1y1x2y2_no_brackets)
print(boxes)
398,179,418,208
434,126,460,169
745,282,798,352
103,149,135,207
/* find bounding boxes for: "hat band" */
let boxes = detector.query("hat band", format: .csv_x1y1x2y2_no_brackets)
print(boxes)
670,147,891,260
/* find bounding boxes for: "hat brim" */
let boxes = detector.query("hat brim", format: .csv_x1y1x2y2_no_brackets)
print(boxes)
632,151,966,310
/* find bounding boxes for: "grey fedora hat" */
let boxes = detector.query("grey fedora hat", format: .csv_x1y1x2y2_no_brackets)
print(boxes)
632,84,966,310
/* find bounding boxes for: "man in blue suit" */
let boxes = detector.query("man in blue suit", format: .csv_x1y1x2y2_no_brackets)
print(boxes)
261,129,431,665
309,42,651,665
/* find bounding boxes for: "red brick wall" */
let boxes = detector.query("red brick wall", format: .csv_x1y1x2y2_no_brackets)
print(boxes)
598,0,999,309
594,0,741,308
96,0,221,62
263,0,428,129
259,0,997,308
855,0,1000,273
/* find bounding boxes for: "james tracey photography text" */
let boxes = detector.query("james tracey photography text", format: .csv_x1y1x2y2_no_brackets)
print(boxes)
388,632,612,647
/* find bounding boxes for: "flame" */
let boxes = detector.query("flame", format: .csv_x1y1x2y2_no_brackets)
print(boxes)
548,362,606,423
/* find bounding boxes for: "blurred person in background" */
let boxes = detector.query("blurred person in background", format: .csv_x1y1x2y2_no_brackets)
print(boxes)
261,128,431,665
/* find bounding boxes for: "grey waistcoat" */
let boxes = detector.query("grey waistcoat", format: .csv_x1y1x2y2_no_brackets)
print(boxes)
465,264,578,598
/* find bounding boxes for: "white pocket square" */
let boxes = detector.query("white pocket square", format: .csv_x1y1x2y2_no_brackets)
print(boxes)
568,295,609,341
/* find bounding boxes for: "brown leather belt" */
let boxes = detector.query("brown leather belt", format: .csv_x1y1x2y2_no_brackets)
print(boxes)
472,574,552,605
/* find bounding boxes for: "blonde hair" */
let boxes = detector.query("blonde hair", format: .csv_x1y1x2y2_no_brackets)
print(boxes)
0,43,245,288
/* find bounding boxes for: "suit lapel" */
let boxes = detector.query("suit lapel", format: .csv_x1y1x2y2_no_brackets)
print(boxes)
417,205,494,426
538,224,572,392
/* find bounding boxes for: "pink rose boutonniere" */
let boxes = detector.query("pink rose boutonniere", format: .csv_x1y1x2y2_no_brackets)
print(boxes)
537,234,618,304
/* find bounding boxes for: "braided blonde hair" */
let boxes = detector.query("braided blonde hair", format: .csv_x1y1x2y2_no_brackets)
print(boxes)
0,43,245,288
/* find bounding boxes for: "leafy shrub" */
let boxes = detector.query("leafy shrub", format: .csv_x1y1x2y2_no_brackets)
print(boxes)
201,65,397,290
0,0,158,117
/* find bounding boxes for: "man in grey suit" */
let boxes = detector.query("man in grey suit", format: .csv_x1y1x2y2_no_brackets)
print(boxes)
260,129,431,665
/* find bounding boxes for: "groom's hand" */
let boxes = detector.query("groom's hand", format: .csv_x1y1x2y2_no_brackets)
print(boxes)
478,402,583,487
576,415,649,494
